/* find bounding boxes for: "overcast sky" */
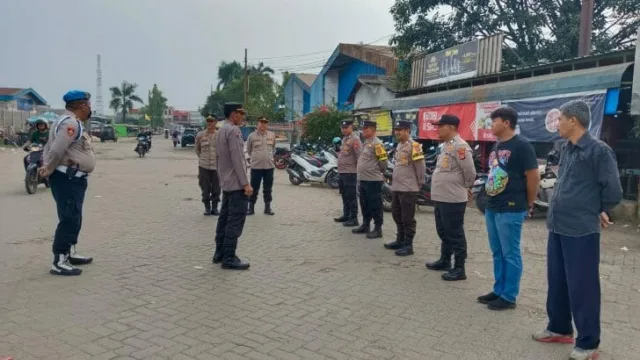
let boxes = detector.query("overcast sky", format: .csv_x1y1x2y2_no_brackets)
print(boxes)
0,0,396,112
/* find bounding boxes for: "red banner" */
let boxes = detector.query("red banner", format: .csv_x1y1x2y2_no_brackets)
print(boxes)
418,103,477,140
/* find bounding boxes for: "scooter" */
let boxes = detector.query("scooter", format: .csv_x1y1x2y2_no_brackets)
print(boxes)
136,136,148,158
24,144,48,194
286,151,339,189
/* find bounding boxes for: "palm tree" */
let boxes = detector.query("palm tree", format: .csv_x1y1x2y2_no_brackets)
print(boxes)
216,61,243,90
109,81,144,123
251,62,274,75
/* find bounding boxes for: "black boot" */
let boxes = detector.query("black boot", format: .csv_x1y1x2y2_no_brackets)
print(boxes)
352,223,370,234
211,202,220,216
212,246,223,264
384,227,404,249
442,261,467,281
68,245,93,265
247,202,255,215
50,254,82,276
203,202,212,216
264,202,275,216
343,218,359,227
221,255,250,270
366,226,382,239
425,255,452,271
395,236,414,256
334,204,348,222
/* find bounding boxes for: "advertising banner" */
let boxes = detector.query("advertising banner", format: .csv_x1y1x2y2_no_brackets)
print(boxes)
391,109,419,138
418,103,476,140
473,101,502,141
422,40,479,87
504,91,606,142
372,111,393,136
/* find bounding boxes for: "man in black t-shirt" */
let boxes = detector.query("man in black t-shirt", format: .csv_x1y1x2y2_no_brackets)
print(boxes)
477,107,540,311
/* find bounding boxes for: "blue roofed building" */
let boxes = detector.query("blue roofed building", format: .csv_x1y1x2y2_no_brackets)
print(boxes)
309,44,398,111
0,87,48,111
283,73,317,121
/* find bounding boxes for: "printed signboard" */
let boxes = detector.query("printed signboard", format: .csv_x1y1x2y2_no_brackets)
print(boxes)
422,40,479,87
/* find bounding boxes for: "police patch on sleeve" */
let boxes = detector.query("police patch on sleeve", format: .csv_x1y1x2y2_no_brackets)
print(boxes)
457,147,466,160
411,142,424,161
67,126,75,137
374,143,387,161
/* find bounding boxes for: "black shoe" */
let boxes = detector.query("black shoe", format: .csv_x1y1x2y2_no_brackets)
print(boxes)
366,228,382,239
352,224,370,234
264,202,275,216
247,203,255,216
68,245,93,265
212,251,223,264
441,268,467,281
395,245,414,256
343,219,359,227
211,204,220,216
425,258,452,271
203,202,212,216
333,216,348,223
221,256,250,270
487,297,516,311
384,241,403,250
50,254,82,276
477,292,500,304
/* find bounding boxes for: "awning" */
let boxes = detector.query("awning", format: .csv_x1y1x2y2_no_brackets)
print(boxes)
382,62,633,111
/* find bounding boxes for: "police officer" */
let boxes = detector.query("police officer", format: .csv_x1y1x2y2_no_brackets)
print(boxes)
352,120,387,238
195,114,221,216
246,116,276,216
384,120,426,256
426,115,476,281
213,103,251,270
40,90,95,276
334,120,362,227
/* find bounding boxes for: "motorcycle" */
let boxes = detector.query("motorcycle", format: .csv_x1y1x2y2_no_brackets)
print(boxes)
274,148,291,170
286,149,339,189
24,144,47,194
136,136,148,157
172,134,179,148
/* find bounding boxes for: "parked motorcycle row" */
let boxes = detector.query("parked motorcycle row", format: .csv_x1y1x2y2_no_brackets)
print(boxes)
278,143,340,189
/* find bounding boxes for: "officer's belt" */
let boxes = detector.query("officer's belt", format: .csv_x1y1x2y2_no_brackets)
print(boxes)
56,165,88,178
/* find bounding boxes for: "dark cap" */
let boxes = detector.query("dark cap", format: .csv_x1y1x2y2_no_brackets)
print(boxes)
223,102,245,118
257,116,269,123
394,120,412,130
341,120,354,127
206,114,217,121
362,120,377,129
433,114,460,127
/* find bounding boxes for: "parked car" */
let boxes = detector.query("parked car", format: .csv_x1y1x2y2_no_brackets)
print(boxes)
180,128,198,148
100,126,118,142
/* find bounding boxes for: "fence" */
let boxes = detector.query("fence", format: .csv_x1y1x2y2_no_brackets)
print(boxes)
0,110,32,134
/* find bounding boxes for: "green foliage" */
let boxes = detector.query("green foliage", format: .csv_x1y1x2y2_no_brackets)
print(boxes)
390,0,639,69
392,59,412,91
109,81,144,123
301,106,351,145
144,84,168,128
202,62,288,122
217,61,243,90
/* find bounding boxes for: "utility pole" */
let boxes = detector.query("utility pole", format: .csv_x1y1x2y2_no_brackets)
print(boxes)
243,48,249,106
578,0,594,57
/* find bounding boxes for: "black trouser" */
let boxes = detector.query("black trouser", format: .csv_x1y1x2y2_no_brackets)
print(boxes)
359,180,383,227
49,170,87,255
215,190,248,259
391,191,417,245
198,167,221,205
434,201,468,267
249,168,274,204
338,173,358,220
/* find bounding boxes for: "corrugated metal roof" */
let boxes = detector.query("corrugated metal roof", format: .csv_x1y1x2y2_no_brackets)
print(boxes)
383,62,633,111
0,87,23,96
296,73,317,88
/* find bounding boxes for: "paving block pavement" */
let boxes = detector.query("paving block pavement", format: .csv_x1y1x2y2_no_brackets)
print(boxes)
1,140,639,359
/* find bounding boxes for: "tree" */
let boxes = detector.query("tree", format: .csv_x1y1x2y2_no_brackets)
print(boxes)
216,61,243,90
145,84,168,128
390,0,639,69
250,62,275,75
109,81,144,123
301,106,351,144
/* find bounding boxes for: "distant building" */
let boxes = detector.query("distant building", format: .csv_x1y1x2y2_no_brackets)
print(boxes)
309,44,398,111
347,75,397,110
283,73,317,121
0,87,48,112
